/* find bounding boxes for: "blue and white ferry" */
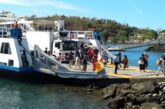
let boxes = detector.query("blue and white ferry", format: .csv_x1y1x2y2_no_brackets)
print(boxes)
0,26,36,77
0,10,130,86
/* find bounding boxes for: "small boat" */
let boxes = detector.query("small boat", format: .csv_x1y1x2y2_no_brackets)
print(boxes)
108,47,125,51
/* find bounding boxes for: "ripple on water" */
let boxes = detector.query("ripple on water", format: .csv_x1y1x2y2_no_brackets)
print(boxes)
0,79,108,109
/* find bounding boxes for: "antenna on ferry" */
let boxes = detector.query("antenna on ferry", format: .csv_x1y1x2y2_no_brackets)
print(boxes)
54,19,68,40
54,19,65,31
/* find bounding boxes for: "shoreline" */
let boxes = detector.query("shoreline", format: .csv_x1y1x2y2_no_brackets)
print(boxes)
97,80,165,109
145,44,165,52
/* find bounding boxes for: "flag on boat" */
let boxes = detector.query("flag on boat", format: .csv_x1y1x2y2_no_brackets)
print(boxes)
95,61,106,75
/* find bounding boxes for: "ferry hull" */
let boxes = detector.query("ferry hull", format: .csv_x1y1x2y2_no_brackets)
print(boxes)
0,68,130,87
0,66,130,87
0,66,38,78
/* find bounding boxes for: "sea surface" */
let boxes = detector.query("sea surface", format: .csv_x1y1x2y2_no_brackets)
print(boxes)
0,78,108,109
110,46,164,70
0,46,163,109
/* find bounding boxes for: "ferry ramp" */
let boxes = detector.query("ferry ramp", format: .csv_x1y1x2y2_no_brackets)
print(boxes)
32,45,165,84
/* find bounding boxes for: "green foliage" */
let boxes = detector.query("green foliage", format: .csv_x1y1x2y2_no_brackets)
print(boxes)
29,14,158,43
117,30,127,43
111,37,119,43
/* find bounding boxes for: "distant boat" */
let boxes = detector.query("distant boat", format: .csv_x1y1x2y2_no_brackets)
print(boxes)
108,47,125,51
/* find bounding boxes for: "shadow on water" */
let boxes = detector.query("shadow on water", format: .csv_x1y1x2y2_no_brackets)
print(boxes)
0,77,109,109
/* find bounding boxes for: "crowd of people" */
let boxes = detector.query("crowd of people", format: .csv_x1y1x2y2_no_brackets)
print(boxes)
73,44,99,72
43,44,165,75
44,44,100,72
137,53,149,72
112,52,165,75
113,52,128,74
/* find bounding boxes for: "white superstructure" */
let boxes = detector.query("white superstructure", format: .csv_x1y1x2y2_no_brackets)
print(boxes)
0,11,113,61
0,27,32,70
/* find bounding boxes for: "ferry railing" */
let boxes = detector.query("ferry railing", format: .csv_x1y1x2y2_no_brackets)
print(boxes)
68,31,94,39
33,45,70,74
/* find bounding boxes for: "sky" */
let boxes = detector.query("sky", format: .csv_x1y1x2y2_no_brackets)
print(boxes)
0,0,165,30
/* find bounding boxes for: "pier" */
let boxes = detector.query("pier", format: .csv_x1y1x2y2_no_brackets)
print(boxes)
107,41,157,51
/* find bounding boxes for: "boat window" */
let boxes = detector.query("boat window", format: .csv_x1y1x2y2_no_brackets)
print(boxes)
0,28,7,38
62,41,76,51
8,59,14,66
0,43,11,54
55,42,60,49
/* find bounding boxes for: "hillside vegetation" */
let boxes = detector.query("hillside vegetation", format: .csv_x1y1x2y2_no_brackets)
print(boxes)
28,15,158,43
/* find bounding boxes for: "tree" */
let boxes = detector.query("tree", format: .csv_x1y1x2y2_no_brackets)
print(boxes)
101,29,109,42
30,15,37,19
111,37,119,43
117,30,127,43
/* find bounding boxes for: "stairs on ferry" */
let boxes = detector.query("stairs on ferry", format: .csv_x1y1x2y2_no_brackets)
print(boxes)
32,45,70,76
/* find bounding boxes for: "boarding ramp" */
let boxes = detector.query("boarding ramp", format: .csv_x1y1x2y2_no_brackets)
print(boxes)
32,45,109,79
33,45,70,75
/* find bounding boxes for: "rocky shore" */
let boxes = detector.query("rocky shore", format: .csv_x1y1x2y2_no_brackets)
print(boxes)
100,81,165,109
146,44,165,52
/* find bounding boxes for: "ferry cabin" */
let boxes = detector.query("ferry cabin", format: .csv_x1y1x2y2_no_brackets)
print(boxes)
0,27,33,75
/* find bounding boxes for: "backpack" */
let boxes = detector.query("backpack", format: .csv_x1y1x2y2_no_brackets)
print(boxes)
156,59,161,65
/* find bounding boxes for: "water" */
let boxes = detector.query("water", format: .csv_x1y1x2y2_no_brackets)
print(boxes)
111,46,164,70
0,79,108,109
0,46,163,109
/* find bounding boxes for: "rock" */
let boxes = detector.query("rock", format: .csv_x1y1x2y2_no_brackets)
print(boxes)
146,45,165,52
118,83,131,90
108,95,125,109
127,102,133,107
146,93,152,97
102,82,165,109
162,87,165,92
102,84,117,99
161,101,165,104
160,95,165,102
160,101,165,108
158,91,163,96
140,102,163,109
132,81,155,93
153,93,158,97
126,93,136,102
118,89,135,96
135,95,148,104
148,96,160,103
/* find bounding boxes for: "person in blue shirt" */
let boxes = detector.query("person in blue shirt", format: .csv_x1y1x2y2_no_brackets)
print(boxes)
102,50,108,66
10,21,22,44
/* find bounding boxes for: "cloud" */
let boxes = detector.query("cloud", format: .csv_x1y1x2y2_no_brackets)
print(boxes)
0,0,87,13
39,0,86,12
0,0,29,6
